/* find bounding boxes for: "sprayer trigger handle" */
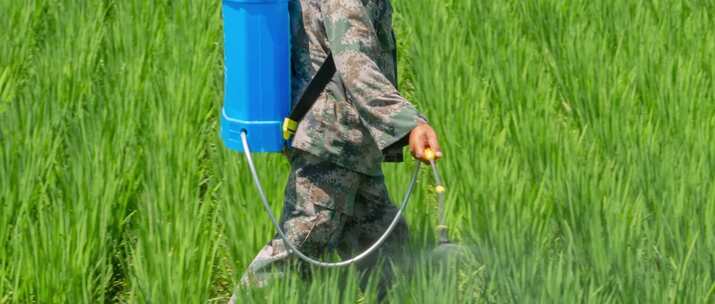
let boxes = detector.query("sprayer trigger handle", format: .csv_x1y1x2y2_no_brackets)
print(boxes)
424,148,435,161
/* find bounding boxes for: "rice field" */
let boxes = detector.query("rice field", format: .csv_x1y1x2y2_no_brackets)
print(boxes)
1,0,714,303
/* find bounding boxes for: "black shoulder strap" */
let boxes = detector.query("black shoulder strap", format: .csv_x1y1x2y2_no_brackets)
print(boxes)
290,54,336,122
283,53,336,140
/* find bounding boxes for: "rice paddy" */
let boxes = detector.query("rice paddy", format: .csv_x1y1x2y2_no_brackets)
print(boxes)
1,0,714,303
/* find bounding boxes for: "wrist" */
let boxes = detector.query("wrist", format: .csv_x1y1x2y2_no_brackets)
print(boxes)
416,114,429,125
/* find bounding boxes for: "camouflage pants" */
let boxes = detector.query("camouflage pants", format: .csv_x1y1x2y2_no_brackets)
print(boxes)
230,150,409,301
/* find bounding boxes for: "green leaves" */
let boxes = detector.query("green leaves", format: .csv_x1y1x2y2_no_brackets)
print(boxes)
1,0,714,303
0,67,12,114
392,0,715,302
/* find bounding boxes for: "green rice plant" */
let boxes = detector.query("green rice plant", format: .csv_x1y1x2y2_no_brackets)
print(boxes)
394,0,715,302
1,0,713,303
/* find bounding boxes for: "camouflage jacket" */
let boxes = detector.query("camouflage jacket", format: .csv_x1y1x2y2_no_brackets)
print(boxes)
288,0,426,176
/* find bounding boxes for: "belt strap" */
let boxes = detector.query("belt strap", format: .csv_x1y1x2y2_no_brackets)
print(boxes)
283,53,336,140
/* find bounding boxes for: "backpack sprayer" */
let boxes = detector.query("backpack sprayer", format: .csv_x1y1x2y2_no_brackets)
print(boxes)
220,0,463,268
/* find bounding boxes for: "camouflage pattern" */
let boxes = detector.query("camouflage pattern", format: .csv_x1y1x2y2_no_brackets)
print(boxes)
230,1,419,301
232,150,409,298
288,0,426,176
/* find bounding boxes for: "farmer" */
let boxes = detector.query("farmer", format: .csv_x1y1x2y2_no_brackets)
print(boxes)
231,0,442,300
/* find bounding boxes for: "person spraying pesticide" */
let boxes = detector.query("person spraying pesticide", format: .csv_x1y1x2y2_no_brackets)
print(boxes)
221,0,443,301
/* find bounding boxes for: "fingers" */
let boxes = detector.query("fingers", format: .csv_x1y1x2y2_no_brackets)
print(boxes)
409,128,419,159
427,130,442,159
414,132,427,160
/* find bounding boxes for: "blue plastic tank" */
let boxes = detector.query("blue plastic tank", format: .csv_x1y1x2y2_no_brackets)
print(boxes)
221,0,291,152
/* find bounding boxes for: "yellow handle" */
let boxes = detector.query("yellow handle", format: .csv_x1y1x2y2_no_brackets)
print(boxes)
424,148,435,161
282,118,298,140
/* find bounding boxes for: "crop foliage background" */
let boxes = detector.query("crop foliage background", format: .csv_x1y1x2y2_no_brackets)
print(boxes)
1,0,714,303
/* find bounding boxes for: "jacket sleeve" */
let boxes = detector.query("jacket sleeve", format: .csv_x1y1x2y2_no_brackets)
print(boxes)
320,0,425,150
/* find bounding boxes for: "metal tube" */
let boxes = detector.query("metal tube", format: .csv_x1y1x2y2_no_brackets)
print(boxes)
240,131,420,267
